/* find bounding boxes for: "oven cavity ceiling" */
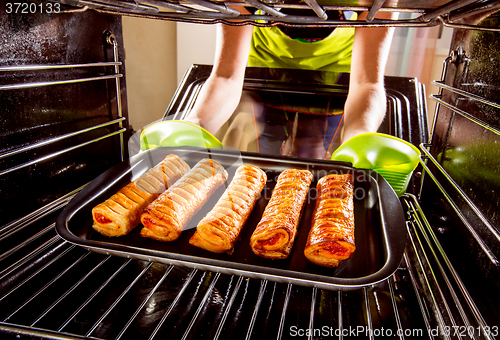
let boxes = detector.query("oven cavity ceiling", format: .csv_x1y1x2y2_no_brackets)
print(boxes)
52,0,500,31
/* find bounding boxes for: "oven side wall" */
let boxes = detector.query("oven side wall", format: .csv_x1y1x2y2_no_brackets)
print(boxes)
0,7,129,228
420,12,500,327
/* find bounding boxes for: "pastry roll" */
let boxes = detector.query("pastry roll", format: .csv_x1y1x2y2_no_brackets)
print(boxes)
250,169,313,259
304,174,355,267
189,165,267,254
140,158,228,242
92,154,190,237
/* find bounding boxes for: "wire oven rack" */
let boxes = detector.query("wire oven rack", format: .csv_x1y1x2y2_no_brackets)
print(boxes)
49,0,500,31
0,165,497,339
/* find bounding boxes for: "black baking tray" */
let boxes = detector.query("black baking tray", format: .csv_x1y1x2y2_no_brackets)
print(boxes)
56,146,407,291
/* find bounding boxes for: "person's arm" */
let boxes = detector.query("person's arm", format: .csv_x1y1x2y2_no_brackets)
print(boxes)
185,15,254,135
342,11,396,142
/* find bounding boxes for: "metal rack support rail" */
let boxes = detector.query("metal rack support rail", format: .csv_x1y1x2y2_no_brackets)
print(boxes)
417,150,499,266
0,73,121,91
0,37,126,167
106,32,126,160
431,81,500,111
0,185,81,241
0,117,126,161
403,222,454,340
429,96,500,137
420,146,500,244
0,129,126,177
402,194,494,339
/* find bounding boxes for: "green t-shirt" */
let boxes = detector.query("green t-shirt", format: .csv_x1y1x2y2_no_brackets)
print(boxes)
248,13,356,72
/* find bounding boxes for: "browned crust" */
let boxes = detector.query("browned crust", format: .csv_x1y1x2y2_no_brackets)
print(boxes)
304,174,355,267
140,158,228,242
250,169,313,259
189,164,267,254
91,154,190,237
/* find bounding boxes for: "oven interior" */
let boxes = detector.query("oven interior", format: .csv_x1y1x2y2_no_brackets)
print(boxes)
1,1,500,339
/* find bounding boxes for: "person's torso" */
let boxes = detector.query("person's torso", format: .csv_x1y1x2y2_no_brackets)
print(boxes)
248,9,357,72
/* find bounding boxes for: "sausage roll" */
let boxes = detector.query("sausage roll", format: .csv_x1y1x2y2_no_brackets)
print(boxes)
250,169,313,259
140,158,228,242
189,165,267,254
304,174,355,267
92,154,190,237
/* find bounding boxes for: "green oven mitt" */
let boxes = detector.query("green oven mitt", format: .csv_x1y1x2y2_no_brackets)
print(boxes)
331,133,421,196
140,120,223,151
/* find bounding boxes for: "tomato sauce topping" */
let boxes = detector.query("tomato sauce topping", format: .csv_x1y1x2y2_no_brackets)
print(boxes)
260,233,284,246
142,218,155,229
95,213,112,224
324,243,349,257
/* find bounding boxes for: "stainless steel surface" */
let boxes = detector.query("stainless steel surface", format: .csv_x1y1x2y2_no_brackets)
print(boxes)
245,0,287,17
448,0,500,22
302,0,328,20
0,74,122,91
439,17,500,33
418,0,479,22
106,32,126,162
366,0,386,21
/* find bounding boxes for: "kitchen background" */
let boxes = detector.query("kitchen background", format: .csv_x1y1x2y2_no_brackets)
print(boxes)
121,14,454,136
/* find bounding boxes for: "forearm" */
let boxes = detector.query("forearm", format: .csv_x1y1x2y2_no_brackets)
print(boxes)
342,82,386,142
184,19,253,135
342,11,395,142
186,74,244,134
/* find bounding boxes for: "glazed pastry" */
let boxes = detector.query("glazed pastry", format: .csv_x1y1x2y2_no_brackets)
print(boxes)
92,154,190,237
140,158,228,242
304,174,355,267
189,165,267,254
250,169,313,259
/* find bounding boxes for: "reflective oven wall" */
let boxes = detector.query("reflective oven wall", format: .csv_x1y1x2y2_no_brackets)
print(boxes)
0,5,129,228
420,11,500,327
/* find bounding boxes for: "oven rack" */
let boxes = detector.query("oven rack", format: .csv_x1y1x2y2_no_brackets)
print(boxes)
52,0,500,31
0,33,126,169
402,193,497,340
418,147,500,266
0,193,491,340
423,51,500,267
